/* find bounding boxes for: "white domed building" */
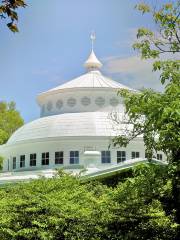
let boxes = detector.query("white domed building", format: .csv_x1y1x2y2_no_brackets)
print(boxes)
0,37,166,183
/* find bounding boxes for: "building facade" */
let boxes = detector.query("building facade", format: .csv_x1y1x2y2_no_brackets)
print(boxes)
0,41,164,173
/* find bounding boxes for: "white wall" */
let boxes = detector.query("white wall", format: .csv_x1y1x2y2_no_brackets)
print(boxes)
2,137,165,172
39,89,124,117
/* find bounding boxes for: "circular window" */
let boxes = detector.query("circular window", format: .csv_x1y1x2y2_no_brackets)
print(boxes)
67,98,76,107
56,100,63,109
110,98,119,106
47,101,53,111
95,97,105,106
81,97,91,106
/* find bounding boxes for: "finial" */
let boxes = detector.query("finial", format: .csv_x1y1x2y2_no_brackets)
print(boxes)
90,31,96,51
84,32,103,71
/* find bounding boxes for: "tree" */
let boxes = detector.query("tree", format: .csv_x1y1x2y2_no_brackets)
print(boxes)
0,174,112,240
113,0,180,234
0,101,24,144
106,164,176,239
0,166,177,239
0,0,27,32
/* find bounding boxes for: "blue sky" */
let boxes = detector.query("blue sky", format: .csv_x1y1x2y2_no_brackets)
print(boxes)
0,0,169,122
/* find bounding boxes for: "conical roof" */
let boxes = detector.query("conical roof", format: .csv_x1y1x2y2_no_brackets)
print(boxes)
38,37,135,98
40,70,133,96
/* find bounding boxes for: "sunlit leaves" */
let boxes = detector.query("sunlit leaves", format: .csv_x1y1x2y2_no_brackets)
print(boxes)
135,3,151,14
136,28,154,38
153,60,180,84
113,0,180,229
0,166,177,239
7,22,18,32
133,1,180,57
0,101,24,144
115,1,180,160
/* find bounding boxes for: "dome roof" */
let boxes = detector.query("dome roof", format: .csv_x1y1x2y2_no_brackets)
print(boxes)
7,112,125,145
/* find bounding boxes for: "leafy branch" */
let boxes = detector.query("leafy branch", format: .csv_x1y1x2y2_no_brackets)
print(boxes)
133,1,180,58
0,0,27,32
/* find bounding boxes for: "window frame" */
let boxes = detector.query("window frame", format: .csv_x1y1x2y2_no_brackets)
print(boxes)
101,151,111,164
131,151,140,159
30,153,36,167
20,155,25,168
13,157,16,169
117,151,126,163
42,152,49,166
55,151,63,164
157,154,163,160
70,151,79,164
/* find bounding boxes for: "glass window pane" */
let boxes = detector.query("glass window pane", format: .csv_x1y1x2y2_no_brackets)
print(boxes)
70,151,79,164
55,151,63,164
131,152,135,159
117,151,126,163
20,155,25,168
131,152,140,159
30,153,36,166
101,151,111,163
41,152,49,165
13,157,16,169
157,154,162,160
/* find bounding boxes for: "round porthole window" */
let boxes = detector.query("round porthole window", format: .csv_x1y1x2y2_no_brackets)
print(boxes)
56,100,63,109
47,101,53,111
95,97,105,106
110,98,119,106
81,97,91,106
67,98,76,107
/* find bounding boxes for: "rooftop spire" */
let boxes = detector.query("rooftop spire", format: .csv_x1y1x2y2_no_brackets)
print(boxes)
91,31,96,51
84,32,103,71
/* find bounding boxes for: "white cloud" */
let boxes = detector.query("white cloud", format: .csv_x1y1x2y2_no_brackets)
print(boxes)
106,56,153,73
104,25,179,91
104,55,163,91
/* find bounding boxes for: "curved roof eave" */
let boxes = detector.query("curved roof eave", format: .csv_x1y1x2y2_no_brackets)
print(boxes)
36,71,136,104
5,135,144,148
6,112,141,146
37,87,125,103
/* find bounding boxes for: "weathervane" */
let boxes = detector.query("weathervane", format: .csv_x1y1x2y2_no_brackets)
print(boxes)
90,31,96,51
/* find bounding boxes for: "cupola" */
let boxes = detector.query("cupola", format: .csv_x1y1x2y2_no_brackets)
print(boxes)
84,32,103,71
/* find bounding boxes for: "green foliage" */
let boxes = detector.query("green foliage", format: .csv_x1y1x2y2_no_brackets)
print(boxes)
0,165,177,239
0,101,24,144
0,0,27,32
153,60,180,85
133,1,180,57
0,175,111,240
113,0,180,234
113,1,180,161
135,3,150,14
108,164,176,239
113,82,180,159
